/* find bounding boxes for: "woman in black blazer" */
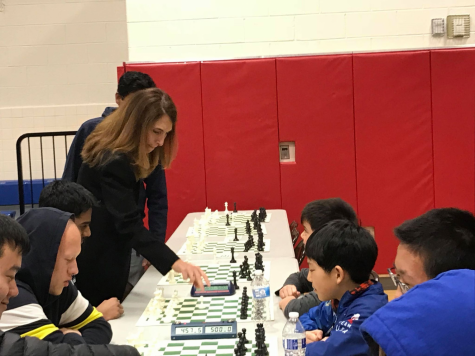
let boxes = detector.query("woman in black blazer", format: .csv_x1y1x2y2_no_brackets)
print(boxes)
76,88,209,306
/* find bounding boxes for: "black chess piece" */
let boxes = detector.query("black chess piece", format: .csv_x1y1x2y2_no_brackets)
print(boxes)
241,328,248,343
233,227,239,241
226,214,230,226
232,270,239,290
230,247,237,263
239,264,245,278
233,202,237,213
246,269,253,281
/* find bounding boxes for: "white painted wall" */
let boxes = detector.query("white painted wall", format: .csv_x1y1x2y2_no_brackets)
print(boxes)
2,0,475,182
0,0,128,180
127,0,475,61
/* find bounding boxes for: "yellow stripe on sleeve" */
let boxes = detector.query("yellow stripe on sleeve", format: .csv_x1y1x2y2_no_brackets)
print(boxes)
70,307,103,330
20,324,59,339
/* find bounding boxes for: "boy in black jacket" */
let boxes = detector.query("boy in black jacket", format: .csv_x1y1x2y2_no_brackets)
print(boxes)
0,214,138,355
277,198,358,317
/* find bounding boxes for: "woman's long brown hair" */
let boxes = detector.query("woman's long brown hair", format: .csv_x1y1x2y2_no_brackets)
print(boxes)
81,87,177,179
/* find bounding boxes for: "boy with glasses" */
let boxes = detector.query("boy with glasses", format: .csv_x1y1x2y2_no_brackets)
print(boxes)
361,208,475,356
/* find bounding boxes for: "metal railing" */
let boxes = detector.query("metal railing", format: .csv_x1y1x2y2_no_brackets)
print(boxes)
16,131,77,215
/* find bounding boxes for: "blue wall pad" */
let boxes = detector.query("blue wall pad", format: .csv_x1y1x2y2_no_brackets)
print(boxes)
0,179,55,206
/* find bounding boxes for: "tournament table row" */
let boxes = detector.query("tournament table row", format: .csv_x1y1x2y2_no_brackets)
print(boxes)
110,209,300,355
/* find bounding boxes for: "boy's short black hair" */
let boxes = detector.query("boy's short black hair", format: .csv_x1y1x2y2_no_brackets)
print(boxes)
0,215,30,256
301,198,358,233
394,208,475,279
117,71,156,98
39,180,97,217
306,220,378,284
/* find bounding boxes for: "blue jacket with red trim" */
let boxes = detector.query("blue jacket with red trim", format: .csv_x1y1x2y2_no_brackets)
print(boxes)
300,281,387,356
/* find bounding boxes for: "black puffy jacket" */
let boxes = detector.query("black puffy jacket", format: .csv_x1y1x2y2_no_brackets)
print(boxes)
0,331,139,356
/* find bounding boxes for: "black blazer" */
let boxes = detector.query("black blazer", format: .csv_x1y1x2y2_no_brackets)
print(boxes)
76,153,179,306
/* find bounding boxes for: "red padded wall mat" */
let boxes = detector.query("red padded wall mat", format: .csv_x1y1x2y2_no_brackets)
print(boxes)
276,55,358,239
431,48,475,212
125,62,206,240
200,59,281,211
353,51,435,272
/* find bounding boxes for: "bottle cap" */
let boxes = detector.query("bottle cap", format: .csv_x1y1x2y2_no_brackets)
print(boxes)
289,312,299,318
254,269,263,276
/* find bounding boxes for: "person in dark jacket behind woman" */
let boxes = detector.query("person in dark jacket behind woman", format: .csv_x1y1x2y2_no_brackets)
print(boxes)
76,87,210,306
0,208,111,345
0,214,139,356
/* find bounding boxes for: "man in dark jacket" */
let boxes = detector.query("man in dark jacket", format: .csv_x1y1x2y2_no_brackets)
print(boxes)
0,214,139,355
62,71,167,295
0,208,111,345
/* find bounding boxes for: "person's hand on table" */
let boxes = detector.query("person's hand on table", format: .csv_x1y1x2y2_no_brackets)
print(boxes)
279,296,296,311
172,260,210,291
279,285,301,299
306,330,323,344
97,297,124,321
60,328,82,336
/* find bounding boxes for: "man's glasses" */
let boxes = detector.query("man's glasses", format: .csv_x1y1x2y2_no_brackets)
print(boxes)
387,267,410,294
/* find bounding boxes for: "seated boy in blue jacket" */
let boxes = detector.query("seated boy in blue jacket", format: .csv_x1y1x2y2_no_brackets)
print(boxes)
300,220,387,356
360,208,475,356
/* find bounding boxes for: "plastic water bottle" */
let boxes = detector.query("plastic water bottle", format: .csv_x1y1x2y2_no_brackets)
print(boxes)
282,312,306,356
251,269,270,322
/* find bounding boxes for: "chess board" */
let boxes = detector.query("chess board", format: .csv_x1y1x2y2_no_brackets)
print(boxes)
157,261,271,285
214,212,272,224
176,240,271,256
186,223,267,238
136,296,274,327
131,336,278,356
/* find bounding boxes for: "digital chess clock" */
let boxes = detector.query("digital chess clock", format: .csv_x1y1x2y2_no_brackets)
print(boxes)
171,320,237,340
191,280,235,297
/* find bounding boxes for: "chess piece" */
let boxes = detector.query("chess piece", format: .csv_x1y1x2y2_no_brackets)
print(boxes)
233,270,239,290
233,228,239,241
167,270,176,284
198,296,206,309
233,202,238,213
171,290,179,304
224,202,229,214
242,328,248,343
230,247,237,263
226,214,230,226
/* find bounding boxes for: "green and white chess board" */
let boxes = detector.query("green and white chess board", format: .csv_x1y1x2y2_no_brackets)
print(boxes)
176,240,271,256
130,336,278,356
157,261,271,286
136,296,274,327
214,212,271,224
186,223,267,238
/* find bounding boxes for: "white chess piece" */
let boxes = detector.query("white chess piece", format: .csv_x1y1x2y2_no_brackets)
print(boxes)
167,270,176,284
224,202,229,214
198,296,206,309
185,240,193,253
154,287,163,299
172,290,179,303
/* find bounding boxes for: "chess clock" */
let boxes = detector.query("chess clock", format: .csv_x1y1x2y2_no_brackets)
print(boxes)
190,280,235,297
171,320,237,340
